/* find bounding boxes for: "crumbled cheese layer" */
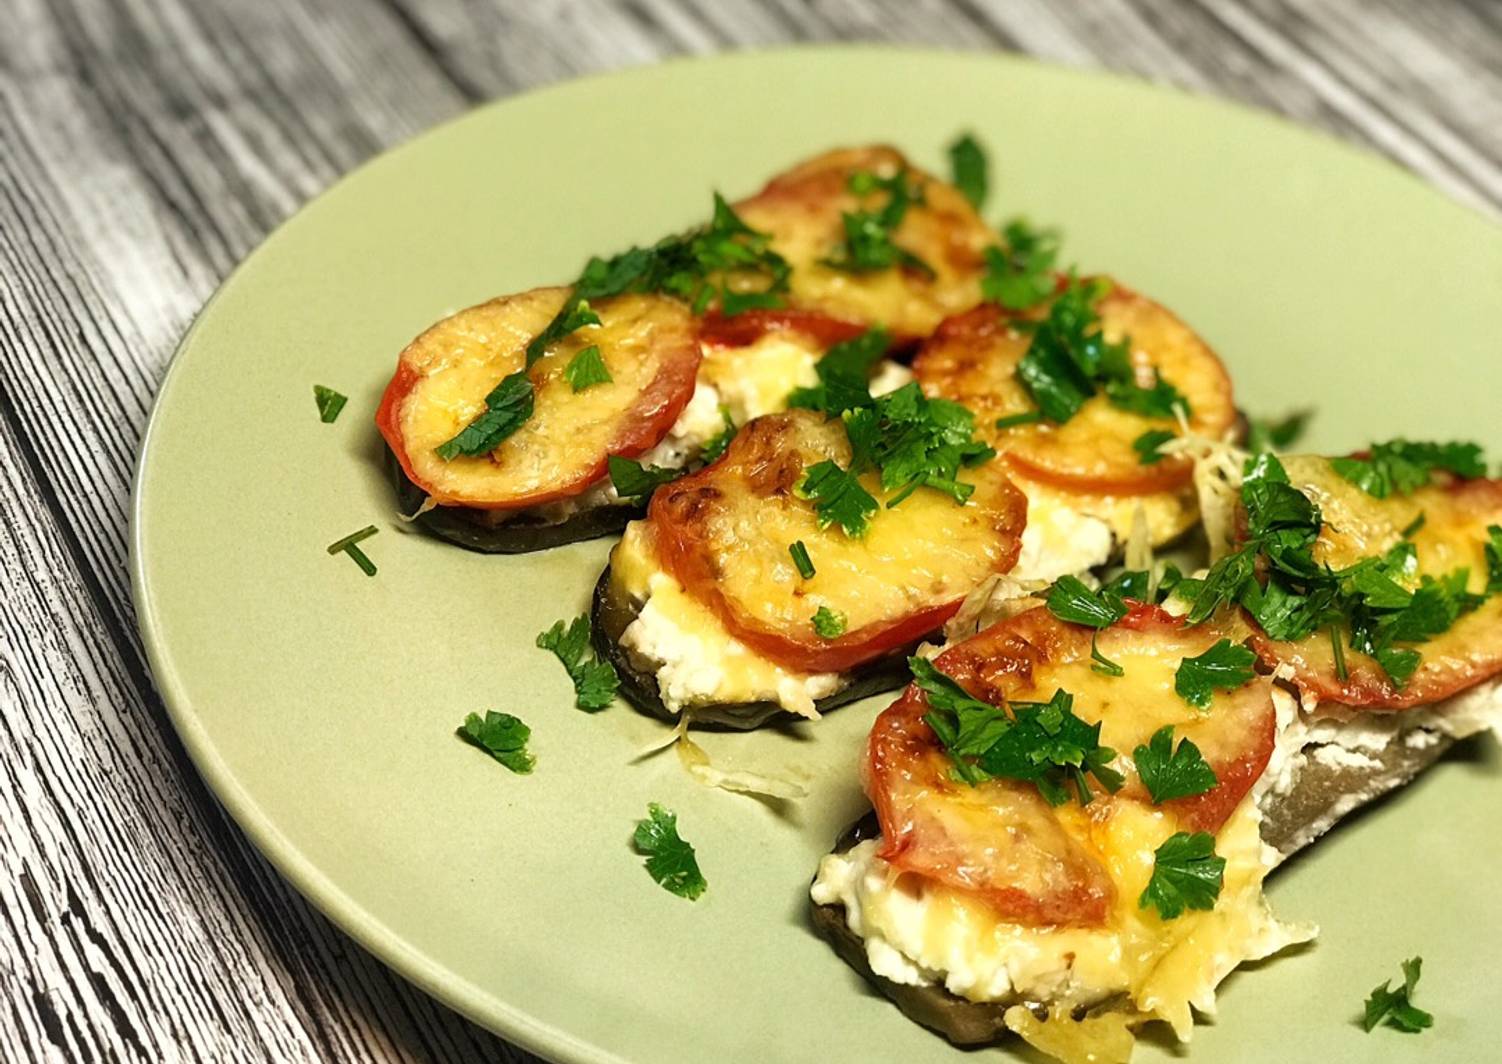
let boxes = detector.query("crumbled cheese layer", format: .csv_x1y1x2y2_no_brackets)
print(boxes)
1011,489,1116,583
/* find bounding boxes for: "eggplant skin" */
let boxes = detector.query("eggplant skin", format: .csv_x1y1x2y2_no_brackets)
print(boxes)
809,731,1460,1047
590,563,915,730
386,446,640,554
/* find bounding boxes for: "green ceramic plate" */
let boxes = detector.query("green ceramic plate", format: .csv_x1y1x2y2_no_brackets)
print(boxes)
132,48,1502,1064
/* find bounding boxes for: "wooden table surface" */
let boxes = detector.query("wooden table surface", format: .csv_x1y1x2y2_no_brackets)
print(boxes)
2,1,1499,1061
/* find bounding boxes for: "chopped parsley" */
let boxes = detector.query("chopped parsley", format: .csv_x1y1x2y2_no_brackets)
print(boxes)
1133,725,1217,804
1363,957,1433,1034
1046,574,1129,629
326,525,378,577
981,218,1061,311
912,658,1124,805
947,132,988,210
789,540,816,579
796,461,878,538
1331,439,1486,499
1188,452,1488,686
633,803,707,900
844,382,996,507
607,454,683,502
700,406,737,464
812,606,847,639
1016,275,1189,425
562,345,612,392
313,384,347,423
536,615,618,712
1246,408,1313,453
1139,831,1225,919
1133,428,1177,465
786,327,891,415
1486,525,1502,593
435,371,535,460
1101,563,1187,605
456,711,535,774
1174,639,1258,709
1089,634,1124,678
823,170,933,277
994,410,1044,431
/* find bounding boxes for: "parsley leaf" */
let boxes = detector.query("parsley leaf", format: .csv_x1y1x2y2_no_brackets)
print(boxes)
1046,574,1129,628
456,711,535,774
1331,439,1486,499
1139,832,1225,919
1090,633,1124,677
789,540,816,579
844,382,995,506
981,219,1061,310
1133,429,1176,465
435,371,535,460
1486,525,1502,593
823,170,934,277
785,327,890,414
313,384,348,423
525,298,602,366
1246,409,1313,453
1363,956,1433,1034
633,803,707,901
1133,725,1218,803
536,615,618,711
1175,639,1258,708
700,406,737,464
812,606,847,639
562,345,612,392
607,455,683,502
797,460,878,538
947,133,987,210
912,659,1124,804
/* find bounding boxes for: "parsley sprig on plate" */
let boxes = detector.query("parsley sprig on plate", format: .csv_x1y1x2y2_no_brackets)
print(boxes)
1140,831,1225,919
1363,957,1433,1034
822,170,934,277
536,615,619,711
633,803,707,901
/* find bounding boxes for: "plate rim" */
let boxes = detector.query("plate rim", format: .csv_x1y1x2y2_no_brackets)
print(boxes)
127,44,1502,1064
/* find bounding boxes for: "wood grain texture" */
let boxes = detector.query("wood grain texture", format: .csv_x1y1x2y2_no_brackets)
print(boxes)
0,1,1497,1061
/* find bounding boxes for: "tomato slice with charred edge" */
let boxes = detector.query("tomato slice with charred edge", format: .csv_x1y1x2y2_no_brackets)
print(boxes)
376,288,701,510
913,282,1236,495
1245,459,1502,709
864,604,1276,925
646,410,1027,675
698,309,871,350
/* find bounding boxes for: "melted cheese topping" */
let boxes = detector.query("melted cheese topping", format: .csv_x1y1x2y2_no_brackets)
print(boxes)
612,521,845,716
812,798,1312,1042
1011,471,1201,551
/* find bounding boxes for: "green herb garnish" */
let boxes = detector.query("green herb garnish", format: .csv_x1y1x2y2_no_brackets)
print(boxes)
796,460,878,538
607,455,683,502
913,659,1124,805
1139,831,1224,919
1331,439,1486,499
700,406,737,464
844,382,996,507
981,218,1061,311
1362,957,1433,1034
994,410,1044,431
1046,574,1129,629
1133,726,1218,804
812,606,847,639
456,711,535,774
823,171,934,277
947,133,988,210
435,371,535,460
1246,409,1313,453
313,385,347,423
1486,525,1502,593
562,345,612,392
789,540,816,579
787,327,892,415
633,803,707,901
536,615,618,712
327,525,378,576
1133,428,1177,465
1174,639,1258,709
1090,633,1124,677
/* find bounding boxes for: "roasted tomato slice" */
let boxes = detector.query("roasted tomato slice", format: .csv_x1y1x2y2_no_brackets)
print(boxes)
1247,456,1502,708
376,288,700,509
913,282,1236,494
732,146,996,341
864,605,1276,925
647,409,1027,674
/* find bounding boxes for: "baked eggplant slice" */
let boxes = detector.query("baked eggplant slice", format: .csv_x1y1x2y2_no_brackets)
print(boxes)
595,409,1028,725
732,146,997,341
376,287,712,552
809,598,1500,1061
913,279,1238,549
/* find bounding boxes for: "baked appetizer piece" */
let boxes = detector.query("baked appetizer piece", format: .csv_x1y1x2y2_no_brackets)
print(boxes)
731,146,998,341
593,408,1027,727
810,447,1502,1062
914,276,1238,574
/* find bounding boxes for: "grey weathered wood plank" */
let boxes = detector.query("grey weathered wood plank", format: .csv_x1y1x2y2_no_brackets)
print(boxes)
0,0,1498,1062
